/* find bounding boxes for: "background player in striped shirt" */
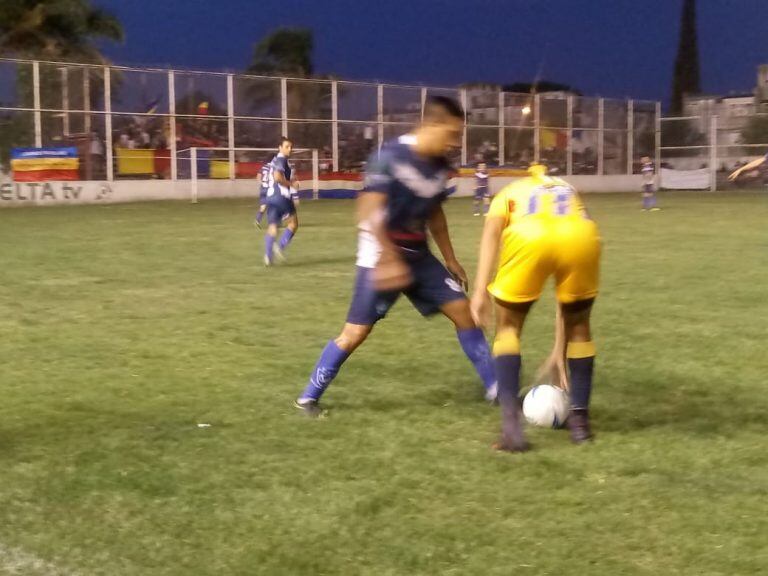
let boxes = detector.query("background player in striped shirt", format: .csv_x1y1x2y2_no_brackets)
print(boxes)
263,138,300,266
473,162,490,216
640,156,660,211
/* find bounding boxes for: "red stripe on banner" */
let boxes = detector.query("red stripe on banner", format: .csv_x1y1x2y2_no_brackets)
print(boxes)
13,169,79,182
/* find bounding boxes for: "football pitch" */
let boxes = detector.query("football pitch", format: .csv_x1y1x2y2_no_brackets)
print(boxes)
0,192,766,576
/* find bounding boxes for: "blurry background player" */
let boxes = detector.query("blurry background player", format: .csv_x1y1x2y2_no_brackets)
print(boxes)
254,160,271,228
640,156,660,211
263,138,300,266
728,152,767,182
471,164,601,452
295,96,497,417
473,162,490,216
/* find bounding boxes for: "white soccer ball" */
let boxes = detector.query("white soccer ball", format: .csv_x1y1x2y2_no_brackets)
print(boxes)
522,385,570,428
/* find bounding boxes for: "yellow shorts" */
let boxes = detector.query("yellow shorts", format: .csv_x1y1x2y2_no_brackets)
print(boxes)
489,216,601,304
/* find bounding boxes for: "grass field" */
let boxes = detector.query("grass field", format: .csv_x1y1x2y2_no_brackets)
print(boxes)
1,192,767,576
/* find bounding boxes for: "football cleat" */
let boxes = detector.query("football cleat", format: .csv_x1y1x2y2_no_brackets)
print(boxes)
567,408,594,444
294,398,326,418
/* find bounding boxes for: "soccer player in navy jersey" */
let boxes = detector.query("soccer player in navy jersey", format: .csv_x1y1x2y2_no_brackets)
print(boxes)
254,161,270,228
295,96,497,416
640,156,660,211
263,138,300,266
473,162,490,216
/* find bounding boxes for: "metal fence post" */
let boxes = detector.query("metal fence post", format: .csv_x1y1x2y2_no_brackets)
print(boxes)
533,93,541,163
191,147,198,203
60,66,70,137
565,94,573,176
627,99,634,174
104,66,113,181
498,91,505,166
710,115,718,192
654,101,662,177
331,80,339,172
312,148,319,200
377,83,384,153
280,77,288,137
168,70,177,181
32,61,42,147
460,88,468,166
227,73,235,180
420,87,427,122
597,98,604,175
83,68,91,136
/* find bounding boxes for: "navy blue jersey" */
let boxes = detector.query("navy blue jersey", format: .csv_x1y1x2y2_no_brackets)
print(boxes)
475,169,489,191
362,135,451,253
264,153,293,203
641,161,655,184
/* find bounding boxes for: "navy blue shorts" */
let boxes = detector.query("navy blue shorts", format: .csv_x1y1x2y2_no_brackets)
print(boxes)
346,254,467,326
474,188,489,200
266,200,296,226
642,183,655,194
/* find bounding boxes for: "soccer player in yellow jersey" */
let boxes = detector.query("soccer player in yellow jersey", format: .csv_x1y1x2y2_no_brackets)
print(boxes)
471,164,601,451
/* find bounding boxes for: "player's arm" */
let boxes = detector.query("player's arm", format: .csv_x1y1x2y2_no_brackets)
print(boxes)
357,191,411,291
729,155,766,180
428,206,468,290
535,304,569,390
470,213,504,328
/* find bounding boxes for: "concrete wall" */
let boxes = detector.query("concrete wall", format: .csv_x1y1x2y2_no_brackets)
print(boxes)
0,174,645,208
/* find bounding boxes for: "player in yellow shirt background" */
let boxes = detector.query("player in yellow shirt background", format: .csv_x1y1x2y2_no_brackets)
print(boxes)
471,164,601,452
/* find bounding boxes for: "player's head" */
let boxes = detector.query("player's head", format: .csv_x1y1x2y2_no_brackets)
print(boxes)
417,96,464,156
641,156,651,164
528,162,548,177
279,137,293,157
478,162,487,171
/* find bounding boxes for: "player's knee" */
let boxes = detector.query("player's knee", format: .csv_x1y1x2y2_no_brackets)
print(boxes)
336,324,371,352
442,300,475,330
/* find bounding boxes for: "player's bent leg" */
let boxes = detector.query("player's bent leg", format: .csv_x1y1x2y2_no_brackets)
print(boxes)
492,299,534,452
264,222,279,266
278,213,298,257
296,323,374,418
561,298,596,443
439,298,498,402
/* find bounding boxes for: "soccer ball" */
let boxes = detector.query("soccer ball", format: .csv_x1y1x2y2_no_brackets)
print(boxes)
522,385,570,428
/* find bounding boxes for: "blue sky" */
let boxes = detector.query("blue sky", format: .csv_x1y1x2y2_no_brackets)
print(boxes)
98,0,768,104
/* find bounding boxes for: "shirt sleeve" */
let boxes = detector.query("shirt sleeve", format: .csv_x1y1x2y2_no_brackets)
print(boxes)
487,190,511,224
273,156,288,175
362,150,393,192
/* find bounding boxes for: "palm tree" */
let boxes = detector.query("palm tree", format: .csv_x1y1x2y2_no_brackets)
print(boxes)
0,1,124,171
0,0,123,62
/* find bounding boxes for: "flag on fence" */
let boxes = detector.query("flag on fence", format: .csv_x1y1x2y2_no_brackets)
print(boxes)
197,101,210,115
11,147,79,181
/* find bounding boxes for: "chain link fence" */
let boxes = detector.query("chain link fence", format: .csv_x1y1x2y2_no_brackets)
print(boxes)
1,57,659,182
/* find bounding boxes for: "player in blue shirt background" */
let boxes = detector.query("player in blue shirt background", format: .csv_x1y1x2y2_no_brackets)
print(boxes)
473,162,490,216
254,161,271,228
640,156,660,211
295,96,498,417
263,138,300,266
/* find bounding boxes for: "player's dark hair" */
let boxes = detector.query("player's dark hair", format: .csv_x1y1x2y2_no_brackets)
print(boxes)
279,137,292,146
424,96,464,121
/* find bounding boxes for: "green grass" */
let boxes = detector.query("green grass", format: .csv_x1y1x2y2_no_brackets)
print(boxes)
0,192,767,576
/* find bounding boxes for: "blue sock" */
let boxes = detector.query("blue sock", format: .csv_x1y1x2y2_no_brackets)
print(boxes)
300,341,350,401
457,328,496,392
568,357,594,410
649,194,657,208
255,209,264,223
279,228,295,250
265,234,275,263
495,354,522,409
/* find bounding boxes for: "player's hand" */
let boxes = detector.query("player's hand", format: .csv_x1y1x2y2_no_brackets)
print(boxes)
373,251,412,292
728,168,742,181
535,353,569,391
292,179,301,189
446,259,469,292
470,291,492,329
